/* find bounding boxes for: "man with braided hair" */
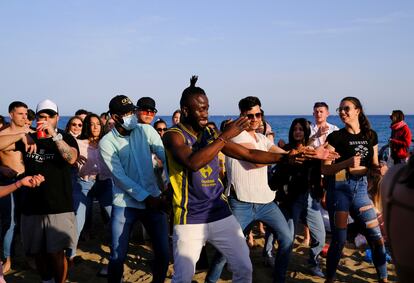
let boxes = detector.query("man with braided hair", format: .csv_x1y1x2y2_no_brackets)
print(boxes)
163,76,334,282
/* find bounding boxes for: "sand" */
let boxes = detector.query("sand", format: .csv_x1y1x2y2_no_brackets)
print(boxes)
4,213,398,283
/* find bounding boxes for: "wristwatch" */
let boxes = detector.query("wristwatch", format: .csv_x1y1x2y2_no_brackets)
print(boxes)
52,133,63,142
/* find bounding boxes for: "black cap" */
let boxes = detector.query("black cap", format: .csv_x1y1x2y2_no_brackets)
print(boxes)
137,97,157,112
109,95,136,115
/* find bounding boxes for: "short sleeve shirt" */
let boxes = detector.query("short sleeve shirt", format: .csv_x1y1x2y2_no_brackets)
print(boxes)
326,128,378,167
16,130,79,215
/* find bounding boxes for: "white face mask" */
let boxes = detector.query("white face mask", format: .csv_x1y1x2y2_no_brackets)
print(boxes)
121,114,138,130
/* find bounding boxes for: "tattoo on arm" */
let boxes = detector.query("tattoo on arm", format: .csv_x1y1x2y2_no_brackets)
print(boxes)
55,140,74,163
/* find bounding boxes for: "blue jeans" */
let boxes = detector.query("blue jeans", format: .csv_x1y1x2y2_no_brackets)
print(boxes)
69,177,113,257
206,197,293,283
73,178,113,236
0,193,16,258
108,206,169,283
326,175,387,280
0,176,20,259
279,192,325,267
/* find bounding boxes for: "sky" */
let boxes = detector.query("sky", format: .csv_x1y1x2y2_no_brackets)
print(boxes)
1,1,413,116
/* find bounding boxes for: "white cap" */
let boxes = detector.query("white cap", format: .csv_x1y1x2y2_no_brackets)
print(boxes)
36,99,58,115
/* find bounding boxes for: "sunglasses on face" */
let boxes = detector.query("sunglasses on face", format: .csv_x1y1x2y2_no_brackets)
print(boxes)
336,106,353,113
138,109,157,116
71,123,83,127
245,112,262,120
156,127,167,132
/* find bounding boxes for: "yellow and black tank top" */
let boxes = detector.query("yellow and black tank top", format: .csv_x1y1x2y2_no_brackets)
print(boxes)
166,123,231,225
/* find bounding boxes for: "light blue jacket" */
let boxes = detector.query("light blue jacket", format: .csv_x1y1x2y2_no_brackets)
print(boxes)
99,124,167,209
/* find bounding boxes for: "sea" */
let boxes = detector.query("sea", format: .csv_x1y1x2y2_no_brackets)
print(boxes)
56,114,414,150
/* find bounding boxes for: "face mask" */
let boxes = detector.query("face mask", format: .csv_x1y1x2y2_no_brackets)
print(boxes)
121,114,138,130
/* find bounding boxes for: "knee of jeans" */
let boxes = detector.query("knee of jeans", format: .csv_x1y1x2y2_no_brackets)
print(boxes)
359,206,383,238
230,258,253,276
277,229,294,249
332,228,347,247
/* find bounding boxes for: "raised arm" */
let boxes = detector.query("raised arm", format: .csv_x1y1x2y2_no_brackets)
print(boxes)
163,117,250,171
40,119,78,164
0,133,25,151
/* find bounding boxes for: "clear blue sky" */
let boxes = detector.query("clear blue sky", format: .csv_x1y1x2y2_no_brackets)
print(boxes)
1,1,413,116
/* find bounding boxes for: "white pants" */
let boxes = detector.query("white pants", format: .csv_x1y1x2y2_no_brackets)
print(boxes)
172,215,252,283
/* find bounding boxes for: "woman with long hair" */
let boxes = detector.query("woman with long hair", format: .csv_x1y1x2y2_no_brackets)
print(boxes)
269,118,326,277
69,113,113,260
322,97,388,282
65,116,83,138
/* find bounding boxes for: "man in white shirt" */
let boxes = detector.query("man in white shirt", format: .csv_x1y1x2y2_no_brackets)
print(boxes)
309,102,339,148
206,96,293,283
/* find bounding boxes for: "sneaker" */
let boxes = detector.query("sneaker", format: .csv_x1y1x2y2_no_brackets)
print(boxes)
309,266,325,278
263,256,275,268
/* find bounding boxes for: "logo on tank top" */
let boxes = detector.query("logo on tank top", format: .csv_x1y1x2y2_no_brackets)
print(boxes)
199,165,213,178
199,165,217,188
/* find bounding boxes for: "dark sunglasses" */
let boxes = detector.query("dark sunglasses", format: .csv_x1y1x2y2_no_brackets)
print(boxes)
245,112,262,120
71,123,83,127
336,106,353,113
156,127,167,132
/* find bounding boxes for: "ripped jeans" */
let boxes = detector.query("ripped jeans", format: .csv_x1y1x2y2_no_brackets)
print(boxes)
326,175,387,280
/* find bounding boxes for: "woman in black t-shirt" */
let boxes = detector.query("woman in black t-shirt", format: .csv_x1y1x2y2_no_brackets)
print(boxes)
322,97,388,283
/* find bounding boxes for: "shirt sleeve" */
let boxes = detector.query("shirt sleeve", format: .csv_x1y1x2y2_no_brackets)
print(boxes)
143,125,169,181
99,137,150,202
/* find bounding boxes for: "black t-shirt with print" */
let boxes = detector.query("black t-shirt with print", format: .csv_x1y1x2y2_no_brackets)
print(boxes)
326,128,378,168
16,130,79,215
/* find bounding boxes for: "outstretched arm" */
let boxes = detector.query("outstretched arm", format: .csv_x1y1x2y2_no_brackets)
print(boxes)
0,174,45,198
163,117,250,171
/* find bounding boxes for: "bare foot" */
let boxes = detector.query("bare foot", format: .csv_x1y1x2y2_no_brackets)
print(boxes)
1,258,11,274
247,232,255,248
258,222,266,235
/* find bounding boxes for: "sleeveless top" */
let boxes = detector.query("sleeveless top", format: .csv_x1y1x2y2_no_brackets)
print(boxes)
166,123,231,225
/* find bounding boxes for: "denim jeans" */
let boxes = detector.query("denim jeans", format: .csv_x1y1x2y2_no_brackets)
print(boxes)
0,193,16,258
279,192,325,267
69,177,113,257
206,197,293,283
326,175,387,280
0,175,20,259
108,206,169,283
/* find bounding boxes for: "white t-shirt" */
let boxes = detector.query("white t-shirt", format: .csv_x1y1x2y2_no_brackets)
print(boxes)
226,131,275,204
310,122,339,148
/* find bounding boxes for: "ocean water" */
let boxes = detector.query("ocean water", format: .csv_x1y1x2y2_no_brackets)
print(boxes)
57,115,414,150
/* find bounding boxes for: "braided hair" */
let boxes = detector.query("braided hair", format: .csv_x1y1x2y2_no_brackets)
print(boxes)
179,75,206,108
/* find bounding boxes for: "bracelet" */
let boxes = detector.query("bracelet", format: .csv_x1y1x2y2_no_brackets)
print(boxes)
216,136,228,144
15,180,21,189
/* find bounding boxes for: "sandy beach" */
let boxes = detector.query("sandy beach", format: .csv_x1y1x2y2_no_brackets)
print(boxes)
3,207,398,283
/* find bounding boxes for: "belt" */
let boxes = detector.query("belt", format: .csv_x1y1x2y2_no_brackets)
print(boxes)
335,169,347,182
335,169,365,181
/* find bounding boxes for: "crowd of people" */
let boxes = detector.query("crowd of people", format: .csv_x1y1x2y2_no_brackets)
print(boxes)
0,76,413,283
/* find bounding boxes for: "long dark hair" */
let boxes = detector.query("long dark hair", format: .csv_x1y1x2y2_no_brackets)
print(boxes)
78,113,104,142
341,96,372,139
65,116,83,136
288,118,311,148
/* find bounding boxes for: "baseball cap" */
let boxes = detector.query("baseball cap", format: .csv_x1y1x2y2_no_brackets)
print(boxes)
137,97,157,112
109,95,136,115
36,99,59,115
